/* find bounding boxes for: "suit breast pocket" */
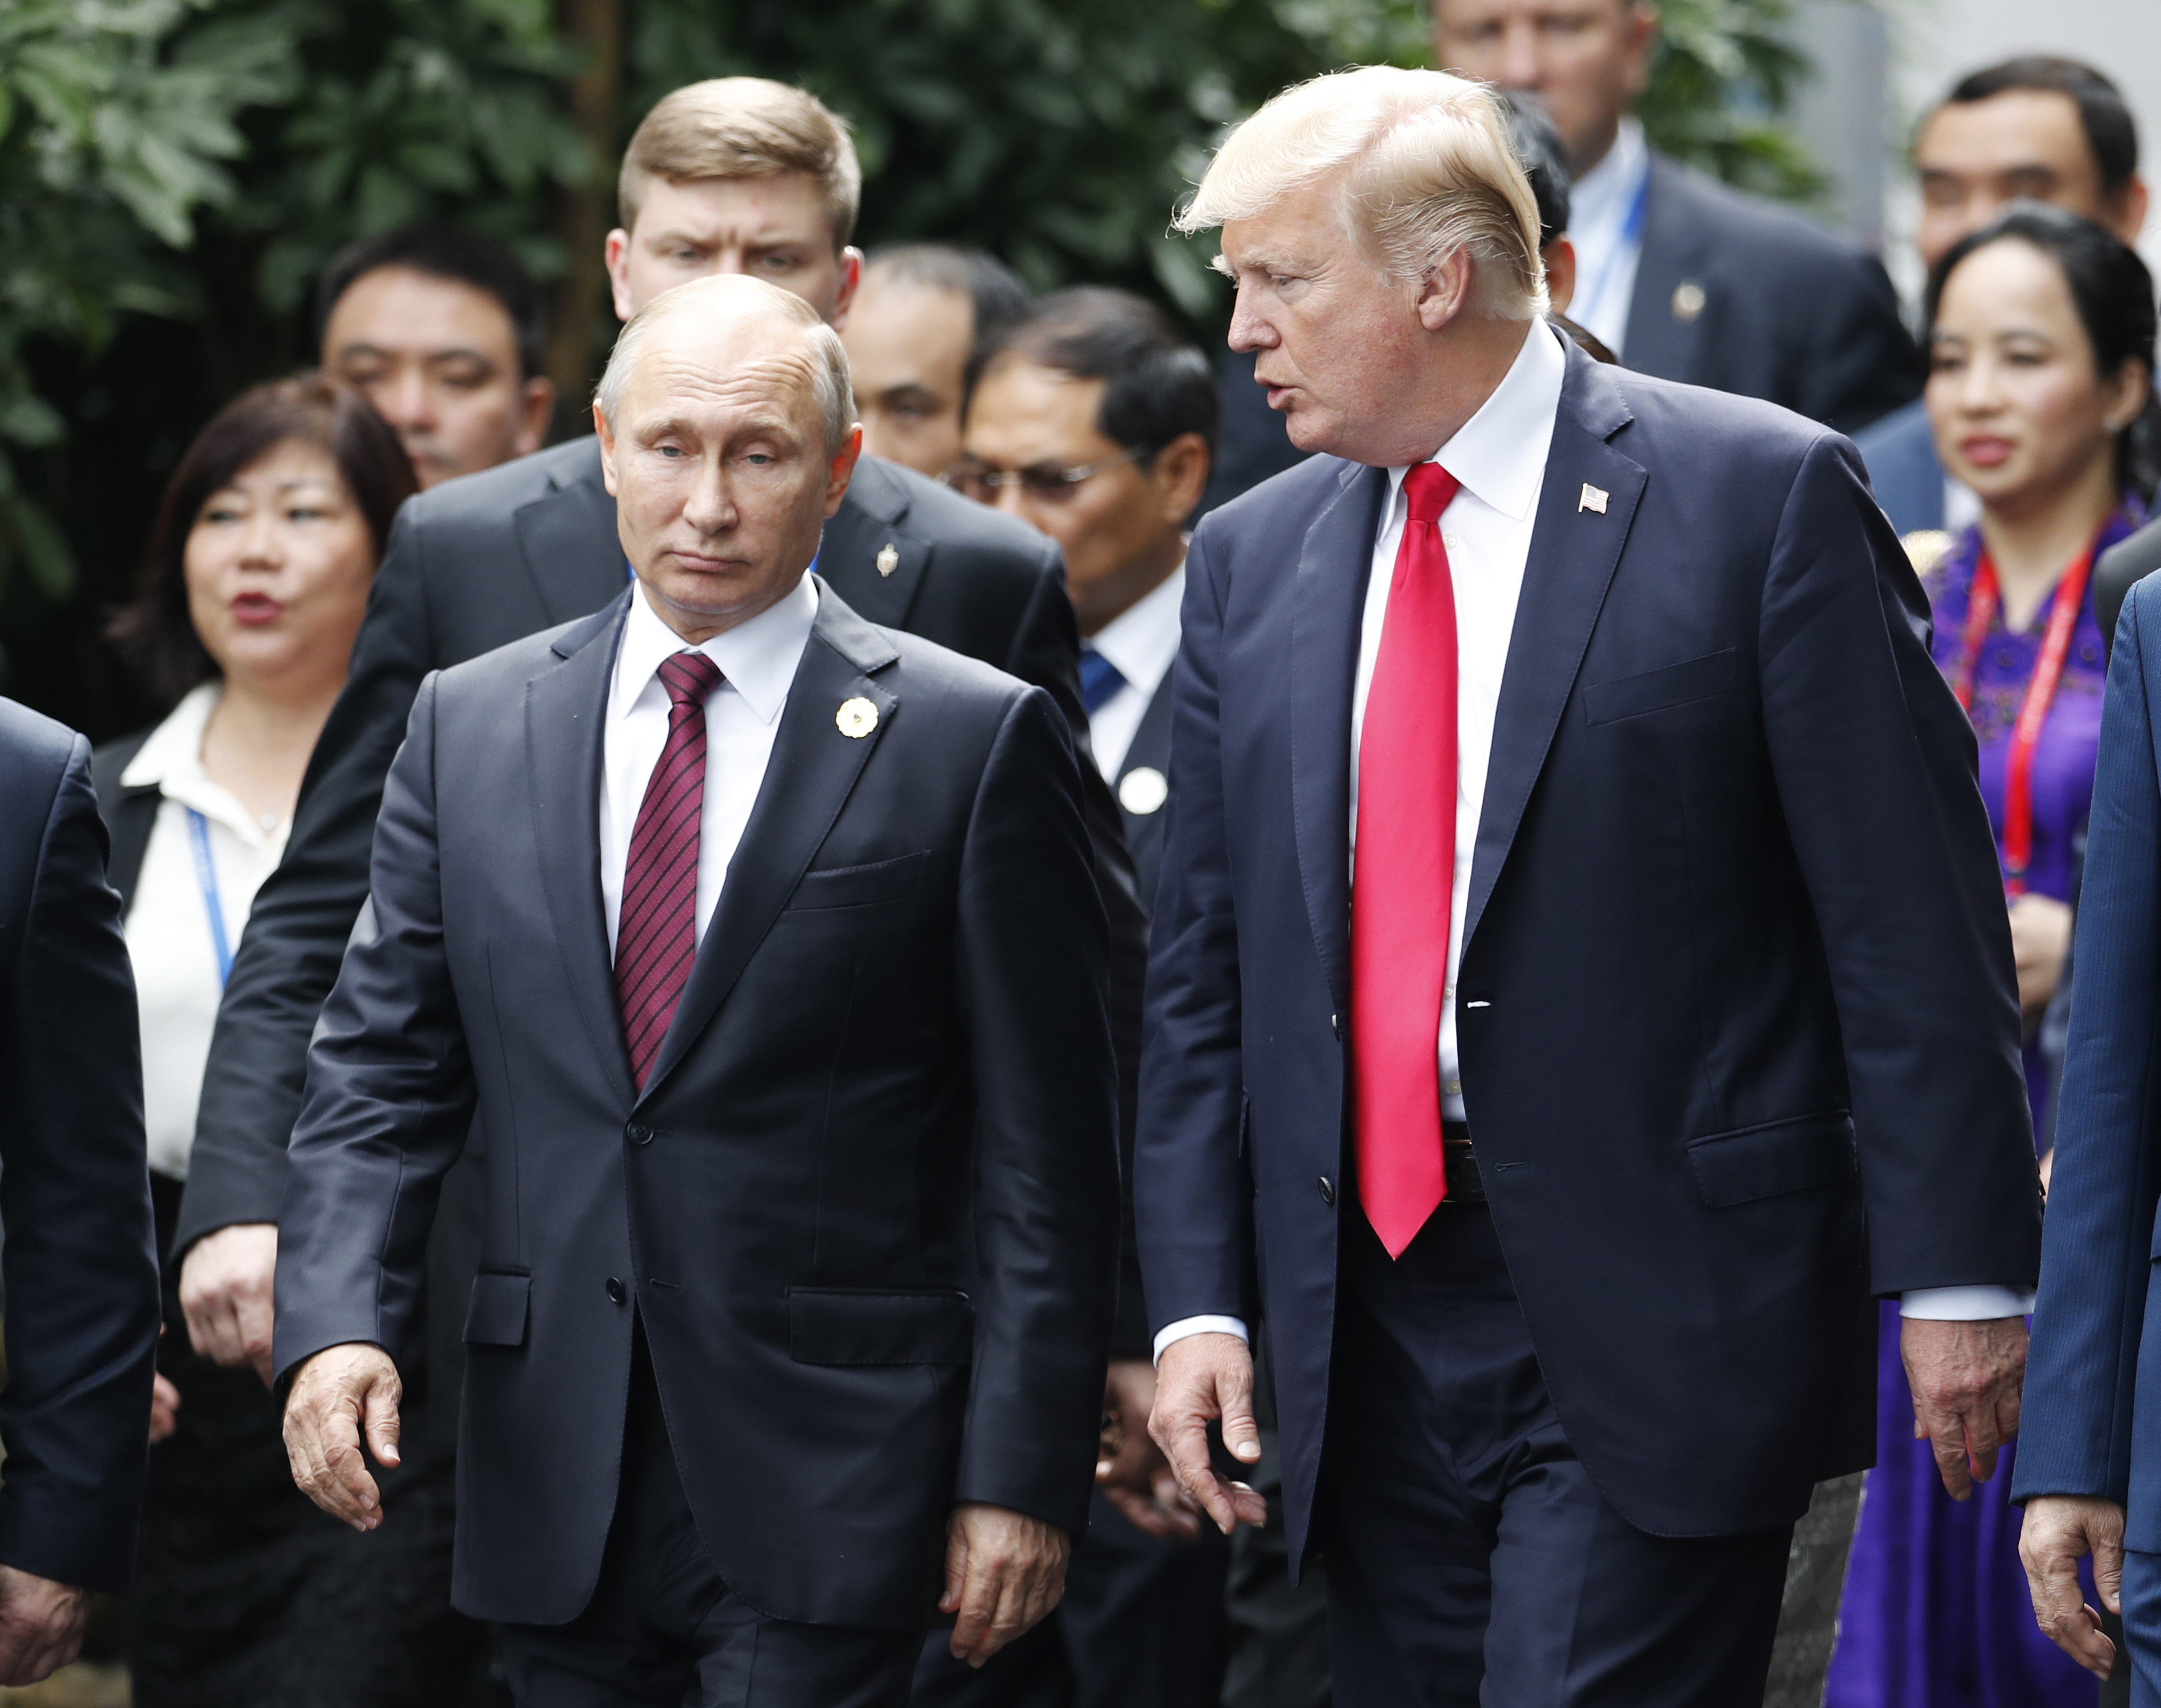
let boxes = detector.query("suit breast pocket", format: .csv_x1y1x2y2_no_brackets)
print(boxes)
1583,648,1741,726
787,850,929,911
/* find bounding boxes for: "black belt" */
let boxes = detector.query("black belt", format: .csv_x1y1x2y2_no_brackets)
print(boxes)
1441,1120,1485,1205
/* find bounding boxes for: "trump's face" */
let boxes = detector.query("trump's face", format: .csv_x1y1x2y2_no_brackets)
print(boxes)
1219,182,1440,468
597,298,860,643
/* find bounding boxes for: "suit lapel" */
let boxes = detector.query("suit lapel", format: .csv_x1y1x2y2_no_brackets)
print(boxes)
1621,157,1709,385
512,438,630,628
816,459,931,630
1291,463,1389,1015
637,584,900,1101
527,591,638,1105
1461,347,1645,956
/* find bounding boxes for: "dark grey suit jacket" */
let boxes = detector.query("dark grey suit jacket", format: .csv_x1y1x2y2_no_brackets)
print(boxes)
1623,154,1922,436
177,442,1145,1290
2096,514,2161,659
0,701,160,1592
273,586,1118,1629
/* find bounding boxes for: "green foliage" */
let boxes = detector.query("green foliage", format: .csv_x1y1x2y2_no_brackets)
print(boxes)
1642,0,1828,203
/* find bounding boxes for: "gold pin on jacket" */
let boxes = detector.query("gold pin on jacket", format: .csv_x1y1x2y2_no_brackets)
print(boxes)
876,543,899,577
836,696,879,738
1579,484,1609,514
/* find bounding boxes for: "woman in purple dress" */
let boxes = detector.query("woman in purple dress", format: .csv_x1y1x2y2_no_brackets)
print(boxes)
1829,206,2159,1706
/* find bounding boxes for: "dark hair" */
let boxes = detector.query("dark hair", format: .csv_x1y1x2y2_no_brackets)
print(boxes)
1498,90,1571,248
109,375,418,703
1942,58,2139,196
975,287,1219,462
1925,203,2161,504
865,244,1034,404
315,224,548,380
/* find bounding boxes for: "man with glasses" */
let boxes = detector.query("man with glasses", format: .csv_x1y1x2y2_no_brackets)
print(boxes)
948,287,1224,1708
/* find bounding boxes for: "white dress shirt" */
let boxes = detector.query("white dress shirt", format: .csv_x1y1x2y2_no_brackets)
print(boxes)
600,574,818,952
1086,562,1185,780
1566,117,1651,359
120,683,288,1180
1154,323,2027,1361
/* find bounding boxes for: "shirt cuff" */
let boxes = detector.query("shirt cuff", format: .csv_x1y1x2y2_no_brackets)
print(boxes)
1152,1315,1250,1365
1899,1285,2036,1320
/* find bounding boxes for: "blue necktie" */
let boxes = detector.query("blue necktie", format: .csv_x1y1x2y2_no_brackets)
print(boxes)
1080,648,1126,716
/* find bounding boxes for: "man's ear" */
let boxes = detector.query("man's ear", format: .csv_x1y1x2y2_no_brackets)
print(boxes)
830,247,864,332
1414,248,1476,332
516,377,557,459
825,424,864,514
594,403,620,496
1155,432,1212,524
605,228,635,324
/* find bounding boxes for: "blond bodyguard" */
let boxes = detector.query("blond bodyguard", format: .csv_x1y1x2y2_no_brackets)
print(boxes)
1177,66,1549,322
619,77,863,248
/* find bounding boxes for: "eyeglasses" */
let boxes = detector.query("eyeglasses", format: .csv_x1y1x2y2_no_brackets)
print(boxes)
944,445,1150,504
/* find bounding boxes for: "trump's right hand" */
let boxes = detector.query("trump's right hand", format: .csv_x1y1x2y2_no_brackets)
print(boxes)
282,1342,403,1531
178,1221,279,1385
2020,1494,2124,1678
1149,1332,1269,1536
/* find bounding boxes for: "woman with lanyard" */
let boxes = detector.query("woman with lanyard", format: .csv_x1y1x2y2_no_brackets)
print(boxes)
86,376,462,1705
1828,204,2159,1708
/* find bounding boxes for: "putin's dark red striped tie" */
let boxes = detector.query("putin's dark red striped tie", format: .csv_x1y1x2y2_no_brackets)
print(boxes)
616,649,723,1088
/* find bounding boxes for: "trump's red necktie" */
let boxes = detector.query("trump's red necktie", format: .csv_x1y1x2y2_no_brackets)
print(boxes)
1352,462,1461,1257
617,649,723,1089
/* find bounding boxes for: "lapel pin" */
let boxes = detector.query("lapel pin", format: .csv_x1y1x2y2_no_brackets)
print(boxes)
1118,767,1169,816
1672,280,1706,324
836,696,879,739
1578,484,1609,515
876,542,899,578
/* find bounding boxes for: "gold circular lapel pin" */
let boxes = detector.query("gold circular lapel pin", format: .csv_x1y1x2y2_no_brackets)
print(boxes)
836,696,879,738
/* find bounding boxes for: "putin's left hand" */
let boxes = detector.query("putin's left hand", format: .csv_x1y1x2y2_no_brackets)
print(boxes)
941,1502,1070,1666
1902,1314,2026,1500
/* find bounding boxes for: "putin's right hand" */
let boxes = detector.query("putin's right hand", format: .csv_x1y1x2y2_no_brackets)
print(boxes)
178,1221,279,1384
283,1342,403,1531
1149,1332,1269,1536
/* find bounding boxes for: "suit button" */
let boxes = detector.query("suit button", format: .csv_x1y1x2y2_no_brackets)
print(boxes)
1318,1176,1336,1207
606,1277,628,1305
625,1121,653,1146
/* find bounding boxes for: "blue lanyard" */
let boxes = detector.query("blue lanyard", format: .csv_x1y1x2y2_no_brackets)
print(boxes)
1577,168,1651,334
186,808,235,988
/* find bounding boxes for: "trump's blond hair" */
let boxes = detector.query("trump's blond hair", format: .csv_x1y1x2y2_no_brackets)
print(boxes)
1176,66,1548,321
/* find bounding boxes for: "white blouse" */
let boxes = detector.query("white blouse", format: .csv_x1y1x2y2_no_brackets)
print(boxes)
120,684,287,1181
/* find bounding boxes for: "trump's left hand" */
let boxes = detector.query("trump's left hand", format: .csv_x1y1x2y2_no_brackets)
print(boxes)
940,1502,1070,1667
1902,1314,2026,1500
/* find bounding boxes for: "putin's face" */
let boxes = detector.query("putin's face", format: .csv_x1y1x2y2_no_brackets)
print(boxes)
598,290,861,643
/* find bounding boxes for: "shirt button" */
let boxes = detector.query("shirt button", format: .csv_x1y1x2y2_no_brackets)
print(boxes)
606,1277,628,1305
1444,534,1465,555
1318,1176,1337,1208
1444,1078,1462,1097
625,1121,653,1146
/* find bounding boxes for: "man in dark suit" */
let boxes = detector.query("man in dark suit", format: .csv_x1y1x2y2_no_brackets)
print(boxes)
1434,0,1920,436
1856,57,2147,536
175,76,1140,1412
2096,518,2161,656
1140,68,2042,1704
952,287,1222,1703
0,701,162,1683
275,275,1118,1703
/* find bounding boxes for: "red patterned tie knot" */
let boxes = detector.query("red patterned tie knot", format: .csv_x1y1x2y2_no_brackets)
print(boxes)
1404,462,1461,525
657,649,722,710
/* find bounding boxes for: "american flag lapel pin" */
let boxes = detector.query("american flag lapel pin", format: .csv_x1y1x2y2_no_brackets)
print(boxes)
1578,484,1609,515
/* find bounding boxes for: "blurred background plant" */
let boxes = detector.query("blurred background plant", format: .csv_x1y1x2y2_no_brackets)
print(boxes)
0,0,1825,734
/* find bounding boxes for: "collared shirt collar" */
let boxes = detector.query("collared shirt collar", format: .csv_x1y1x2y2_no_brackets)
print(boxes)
1389,320,1569,520
1569,115,1649,236
119,680,287,856
614,569,820,727
1088,556,1186,698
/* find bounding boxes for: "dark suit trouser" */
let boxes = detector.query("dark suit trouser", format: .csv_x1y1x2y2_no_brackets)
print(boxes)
500,1332,917,1708
1323,1209,1791,1707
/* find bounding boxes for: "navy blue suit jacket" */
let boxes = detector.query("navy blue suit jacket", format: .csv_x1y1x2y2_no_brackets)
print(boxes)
0,701,159,1591
1135,334,2040,1566
2016,574,2161,1540
1853,399,1947,538
273,585,1118,1629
